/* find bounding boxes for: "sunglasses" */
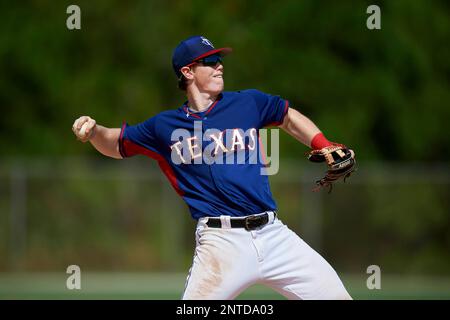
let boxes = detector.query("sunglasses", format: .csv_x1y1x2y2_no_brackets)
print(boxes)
198,54,223,66
186,54,223,68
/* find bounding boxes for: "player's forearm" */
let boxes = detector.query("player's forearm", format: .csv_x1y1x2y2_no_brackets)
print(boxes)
279,108,321,148
89,125,122,159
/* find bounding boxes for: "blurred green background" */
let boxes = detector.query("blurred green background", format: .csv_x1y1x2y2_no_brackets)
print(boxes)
0,0,449,299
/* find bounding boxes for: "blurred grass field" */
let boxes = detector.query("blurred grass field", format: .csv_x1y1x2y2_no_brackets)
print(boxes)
1,273,450,300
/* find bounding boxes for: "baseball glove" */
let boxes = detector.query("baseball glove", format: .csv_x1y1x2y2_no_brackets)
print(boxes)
307,145,356,193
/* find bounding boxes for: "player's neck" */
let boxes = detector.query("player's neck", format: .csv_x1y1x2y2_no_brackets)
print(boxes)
186,87,220,113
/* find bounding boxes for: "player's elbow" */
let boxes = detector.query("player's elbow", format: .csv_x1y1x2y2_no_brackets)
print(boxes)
96,147,122,160
108,129,123,159
102,139,123,159
112,143,123,159
109,152,123,160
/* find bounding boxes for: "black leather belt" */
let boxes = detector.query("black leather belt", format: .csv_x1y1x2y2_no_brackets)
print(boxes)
206,212,275,231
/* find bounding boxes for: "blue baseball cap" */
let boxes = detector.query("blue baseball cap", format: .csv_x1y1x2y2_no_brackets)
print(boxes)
172,35,232,78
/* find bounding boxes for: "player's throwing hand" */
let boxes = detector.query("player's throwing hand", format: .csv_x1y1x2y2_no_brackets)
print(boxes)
72,116,97,142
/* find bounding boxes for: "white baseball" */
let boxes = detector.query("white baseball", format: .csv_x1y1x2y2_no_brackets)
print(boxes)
79,122,89,139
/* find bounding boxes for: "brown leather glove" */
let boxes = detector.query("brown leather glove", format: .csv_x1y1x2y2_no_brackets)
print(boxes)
307,145,356,193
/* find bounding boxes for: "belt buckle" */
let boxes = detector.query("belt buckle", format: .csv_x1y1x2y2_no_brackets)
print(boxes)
244,215,260,231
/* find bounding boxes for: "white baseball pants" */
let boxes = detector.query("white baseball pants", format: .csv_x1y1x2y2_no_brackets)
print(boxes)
182,212,351,300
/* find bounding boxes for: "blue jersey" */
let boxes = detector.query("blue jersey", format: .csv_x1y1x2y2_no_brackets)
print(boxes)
119,89,289,220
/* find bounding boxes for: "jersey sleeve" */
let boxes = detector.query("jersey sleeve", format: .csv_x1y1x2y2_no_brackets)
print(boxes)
241,89,289,128
118,116,161,159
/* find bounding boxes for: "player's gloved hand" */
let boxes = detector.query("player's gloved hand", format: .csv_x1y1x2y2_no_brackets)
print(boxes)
72,116,97,143
307,144,356,193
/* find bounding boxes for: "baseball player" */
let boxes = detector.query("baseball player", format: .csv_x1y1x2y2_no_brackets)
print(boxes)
72,35,355,300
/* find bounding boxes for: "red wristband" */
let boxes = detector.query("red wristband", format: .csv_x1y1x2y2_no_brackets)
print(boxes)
311,132,333,150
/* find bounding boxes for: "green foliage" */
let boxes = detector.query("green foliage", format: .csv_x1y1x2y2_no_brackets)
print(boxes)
0,0,449,160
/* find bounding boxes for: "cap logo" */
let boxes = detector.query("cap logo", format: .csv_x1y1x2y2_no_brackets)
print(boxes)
201,37,214,48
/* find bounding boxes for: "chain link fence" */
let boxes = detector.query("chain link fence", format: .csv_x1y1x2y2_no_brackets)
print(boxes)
1,157,449,277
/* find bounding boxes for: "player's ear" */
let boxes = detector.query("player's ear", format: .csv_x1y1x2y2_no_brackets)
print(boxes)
180,66,194,80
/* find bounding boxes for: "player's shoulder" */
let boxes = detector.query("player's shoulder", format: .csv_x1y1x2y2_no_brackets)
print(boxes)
156,108,180,118
224,89,266,100
230,88,264,96
230,89,274,105
138,109,178,126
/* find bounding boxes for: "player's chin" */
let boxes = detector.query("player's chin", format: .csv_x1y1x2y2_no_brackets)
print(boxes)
208,80,224,93
214,78,224,90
